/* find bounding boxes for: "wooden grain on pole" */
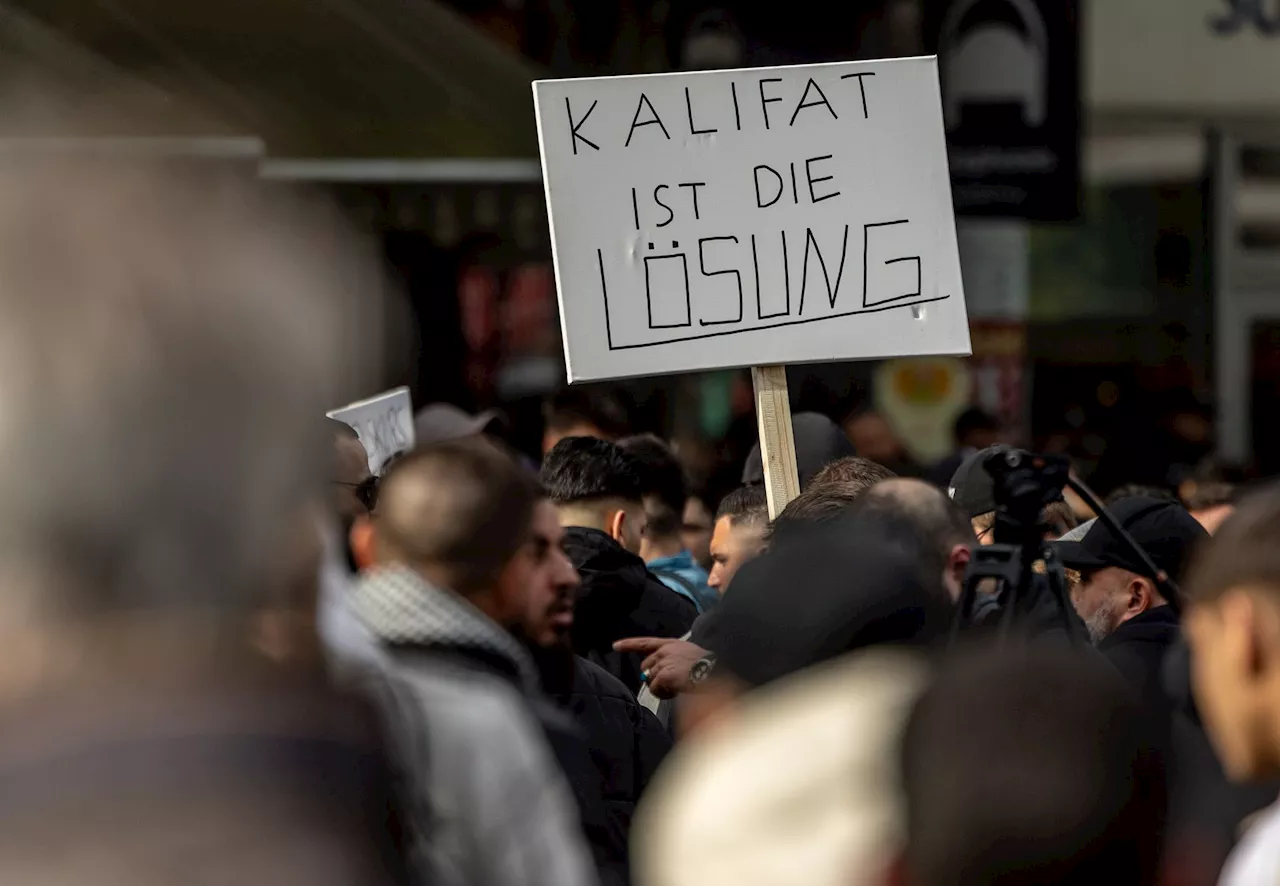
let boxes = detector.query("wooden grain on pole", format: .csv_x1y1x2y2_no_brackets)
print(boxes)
751,365,800,519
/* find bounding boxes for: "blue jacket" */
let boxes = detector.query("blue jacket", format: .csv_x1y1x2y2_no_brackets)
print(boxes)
648,551,718,614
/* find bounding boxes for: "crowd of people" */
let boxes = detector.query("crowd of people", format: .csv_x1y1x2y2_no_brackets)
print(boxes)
10,154,1280,886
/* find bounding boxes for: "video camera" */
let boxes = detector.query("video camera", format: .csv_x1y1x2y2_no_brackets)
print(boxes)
952,448,1180,642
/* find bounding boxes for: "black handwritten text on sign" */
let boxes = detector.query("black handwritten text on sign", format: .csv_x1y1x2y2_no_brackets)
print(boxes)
534,58,971,383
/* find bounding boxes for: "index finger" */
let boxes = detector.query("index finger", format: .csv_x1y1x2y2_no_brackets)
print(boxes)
613,636,671,655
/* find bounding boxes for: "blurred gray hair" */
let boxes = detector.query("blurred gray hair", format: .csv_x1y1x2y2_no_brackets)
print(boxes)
0,153,388,615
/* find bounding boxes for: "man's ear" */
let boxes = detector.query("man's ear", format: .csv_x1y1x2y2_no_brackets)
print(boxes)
1231,592,1271,678
949,544,971,581
1127,576,1155,616
608,508,627,545
350,515,376,572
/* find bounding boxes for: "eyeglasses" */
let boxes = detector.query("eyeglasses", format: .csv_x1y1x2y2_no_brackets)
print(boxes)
334,475,379,512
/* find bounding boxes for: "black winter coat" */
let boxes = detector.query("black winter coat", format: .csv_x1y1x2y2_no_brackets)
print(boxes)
560,656,671,838
1100,605,1180,718
563,527,698,693
522,643,672,886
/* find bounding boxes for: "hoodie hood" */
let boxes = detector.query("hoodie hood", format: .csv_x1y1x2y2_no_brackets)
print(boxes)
742,412,855,491
561,526,698,694
353,564,539,694
562,527,650,649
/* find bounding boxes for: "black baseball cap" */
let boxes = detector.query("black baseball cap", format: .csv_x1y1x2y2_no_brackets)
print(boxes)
1052,496,1208,583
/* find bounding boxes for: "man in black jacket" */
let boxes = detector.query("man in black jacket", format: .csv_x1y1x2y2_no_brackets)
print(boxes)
510,502,670,884
541,437,697,693
1054,495,1207,714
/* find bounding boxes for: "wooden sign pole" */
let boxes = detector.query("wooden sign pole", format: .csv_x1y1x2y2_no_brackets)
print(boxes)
751,365,800,519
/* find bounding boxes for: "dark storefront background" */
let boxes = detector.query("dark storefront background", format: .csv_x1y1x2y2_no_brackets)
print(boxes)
265,2,1224,486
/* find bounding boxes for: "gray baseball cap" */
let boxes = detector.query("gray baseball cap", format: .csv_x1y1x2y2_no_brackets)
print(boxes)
413,403,502,446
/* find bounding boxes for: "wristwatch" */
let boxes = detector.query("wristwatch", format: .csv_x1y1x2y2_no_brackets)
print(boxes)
689,653,718,685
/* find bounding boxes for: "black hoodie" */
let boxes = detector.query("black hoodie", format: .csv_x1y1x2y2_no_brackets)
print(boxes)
563,527,698,693
741,411,856,490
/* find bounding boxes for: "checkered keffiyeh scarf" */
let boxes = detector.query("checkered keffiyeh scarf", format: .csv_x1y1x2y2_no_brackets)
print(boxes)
354,564,539,693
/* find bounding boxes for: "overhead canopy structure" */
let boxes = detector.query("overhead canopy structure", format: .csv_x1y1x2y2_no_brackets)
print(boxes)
0,0,543,158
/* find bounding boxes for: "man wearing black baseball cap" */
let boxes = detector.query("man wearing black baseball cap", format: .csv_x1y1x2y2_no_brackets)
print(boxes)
1055,495,1208,712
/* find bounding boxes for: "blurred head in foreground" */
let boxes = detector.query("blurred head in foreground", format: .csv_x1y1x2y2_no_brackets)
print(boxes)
0,121,399,884
898,646,1167,886
635,648,930,886
1184,488,1280,781
0,148,382,685
709,507,950,691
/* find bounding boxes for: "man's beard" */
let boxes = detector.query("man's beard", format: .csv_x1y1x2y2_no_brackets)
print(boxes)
1084,597,1125,645
510,624,577,698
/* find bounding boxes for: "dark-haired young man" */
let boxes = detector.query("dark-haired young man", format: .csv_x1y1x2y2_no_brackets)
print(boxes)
618,435,716,613
1185,490,1280,884
708,485,770,595
510,496,670,885
542,437,696,693
623,486,769,719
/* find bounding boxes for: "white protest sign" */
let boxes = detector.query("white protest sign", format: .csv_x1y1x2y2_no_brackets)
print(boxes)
534,56,971,383
327,386,415,473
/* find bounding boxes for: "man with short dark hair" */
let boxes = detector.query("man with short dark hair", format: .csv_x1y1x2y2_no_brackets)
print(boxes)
899,647,1167,886
808,455,897,493
1184,490,1280,884
708,485,769,595
542,437,696,693
357,439,597,886
621,486,769,718
618,435,716,613
511,497,670,884
766,481,876,543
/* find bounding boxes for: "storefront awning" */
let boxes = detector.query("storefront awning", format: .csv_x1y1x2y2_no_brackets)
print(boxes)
0,0,543,158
